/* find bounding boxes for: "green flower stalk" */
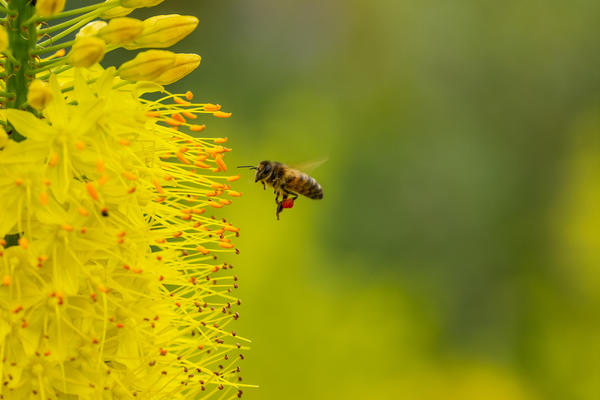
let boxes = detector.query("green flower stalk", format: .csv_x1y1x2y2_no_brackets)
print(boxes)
0,1,249,399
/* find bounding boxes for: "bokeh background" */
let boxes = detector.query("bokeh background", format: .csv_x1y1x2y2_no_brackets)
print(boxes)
77,0,600,398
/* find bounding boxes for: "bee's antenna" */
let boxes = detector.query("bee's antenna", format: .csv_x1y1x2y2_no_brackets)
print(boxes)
237,165,257,170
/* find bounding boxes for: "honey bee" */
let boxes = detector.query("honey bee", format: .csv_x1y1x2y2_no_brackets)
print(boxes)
239,160,324,219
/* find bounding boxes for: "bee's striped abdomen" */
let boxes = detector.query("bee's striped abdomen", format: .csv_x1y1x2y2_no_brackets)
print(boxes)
286,171,323,200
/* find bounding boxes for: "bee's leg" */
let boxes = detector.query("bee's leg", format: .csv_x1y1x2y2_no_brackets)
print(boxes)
276,202,283,220
280,185,298,200
275,192,280,204
262,181,266,190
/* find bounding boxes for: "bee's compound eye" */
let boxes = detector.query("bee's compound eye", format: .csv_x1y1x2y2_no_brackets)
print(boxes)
262,164,271,175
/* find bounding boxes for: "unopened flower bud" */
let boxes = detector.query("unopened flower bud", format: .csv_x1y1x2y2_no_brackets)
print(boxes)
98,17,143,44
27,80,54,110
118,50,176,81
121,0,165,7
0,26,7,52
76,21,108,39
36,0,65,17
68,37,106,68
124,14,198,50
101,6,133,19
153,53,201,85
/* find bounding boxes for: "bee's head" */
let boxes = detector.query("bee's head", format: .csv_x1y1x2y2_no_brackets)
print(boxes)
255,160,273,182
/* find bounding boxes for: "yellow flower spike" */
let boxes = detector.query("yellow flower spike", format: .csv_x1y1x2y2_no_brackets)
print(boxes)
35,0,65,17
124,14,199,49
67,36,106,68
121,0,165,7
75,20,108,39
0,26,7,52
98,17,144,45
117,49,176,81
27,79,53,111
152,53,202,85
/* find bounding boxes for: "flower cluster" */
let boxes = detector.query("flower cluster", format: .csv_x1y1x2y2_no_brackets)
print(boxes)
0,1,248,398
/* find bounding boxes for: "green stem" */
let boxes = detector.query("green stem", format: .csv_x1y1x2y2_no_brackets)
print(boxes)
32,39,74,55
37,8,106,48
0,5,16,15
6,0,36,111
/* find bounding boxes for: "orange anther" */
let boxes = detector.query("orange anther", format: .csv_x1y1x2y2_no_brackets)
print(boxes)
13,305,23,313
227,191,242,197
123,171,137,181
172,231,183,238
128,187,136,194
146,111,161,118
132,267,142,273
40,191,49,205
15,178,24,186
190,124,206,132
96,159,105,174
92,337,99,344
61,224,74,232
43,179,51,186
211,183,225,189
193,208,206,214
172,113,186,123
153,178,164,194
80,227,87,234
18,237,28,249
2,275,11,286
227,174,241,182
196,245,210,255
55,49,65,57
204,103,221,111
85,182,99,200
116,322,124,328
160,348,168,355
213,111,232,118
174,96,191,105
225,226,240,232
0,239,5,247
214,137,228,143
216,157,227,172
75,140,86,150
195,161,210,168
185,91,194,100
123,264,130,270
176,151,190,165
98,284,110,293
219,199,232,205
208,201,223,208
78,207,89,216
164,117,183,127
211,265,220,272
182,111,197,119
48,152,59,167
219,242,235,249
44,350,51,356
118,138,131,146
90,293,97,302
196,154,209,162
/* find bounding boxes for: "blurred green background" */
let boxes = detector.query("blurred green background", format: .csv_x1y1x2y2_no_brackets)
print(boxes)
81,0,600,398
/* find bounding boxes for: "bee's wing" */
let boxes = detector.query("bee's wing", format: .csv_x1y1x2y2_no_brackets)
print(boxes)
290,158,328,173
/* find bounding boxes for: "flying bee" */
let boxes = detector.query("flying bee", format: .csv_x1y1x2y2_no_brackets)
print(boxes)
238,160,324,220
